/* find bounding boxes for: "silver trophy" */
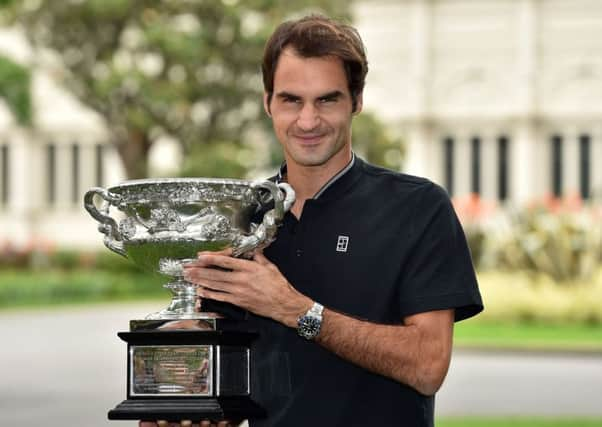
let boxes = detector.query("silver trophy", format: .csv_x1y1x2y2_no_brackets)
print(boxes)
85,178,294,319
84,178,294,422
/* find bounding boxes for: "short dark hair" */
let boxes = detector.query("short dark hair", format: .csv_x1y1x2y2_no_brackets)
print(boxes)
262,15,368,112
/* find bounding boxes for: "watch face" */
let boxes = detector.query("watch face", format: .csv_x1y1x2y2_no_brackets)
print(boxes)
299,315,321,339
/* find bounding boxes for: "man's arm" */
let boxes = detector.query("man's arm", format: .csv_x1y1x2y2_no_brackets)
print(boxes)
316,308,453,396
184,251,454,396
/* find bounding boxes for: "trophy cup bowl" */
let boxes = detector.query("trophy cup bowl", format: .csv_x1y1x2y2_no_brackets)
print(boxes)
84,178,294,422
84,178,294,319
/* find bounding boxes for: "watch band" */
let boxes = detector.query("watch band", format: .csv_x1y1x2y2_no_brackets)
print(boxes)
307,302,324,317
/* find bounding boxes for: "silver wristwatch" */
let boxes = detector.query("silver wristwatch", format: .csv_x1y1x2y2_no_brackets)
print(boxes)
297,302,324,340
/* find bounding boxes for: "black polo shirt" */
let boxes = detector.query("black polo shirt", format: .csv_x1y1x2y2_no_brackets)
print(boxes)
248,156,483,427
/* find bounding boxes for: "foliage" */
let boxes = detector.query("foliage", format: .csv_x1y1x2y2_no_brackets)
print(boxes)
0,269,165,308
490,207,601,282
351,111,404,171
453,194,602,283
0,246,165,307
475,268,602,325
0,54,31,124
5,0,350,178
179,139,256,179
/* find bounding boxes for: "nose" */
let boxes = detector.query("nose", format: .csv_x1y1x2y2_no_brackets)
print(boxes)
296,103,320,131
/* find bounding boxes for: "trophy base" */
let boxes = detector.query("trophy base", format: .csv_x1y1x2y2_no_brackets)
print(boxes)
110,324,265,423
108,396,266,421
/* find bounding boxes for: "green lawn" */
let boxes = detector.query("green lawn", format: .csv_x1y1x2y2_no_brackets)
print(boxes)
437,417,602,427
454,320,602,352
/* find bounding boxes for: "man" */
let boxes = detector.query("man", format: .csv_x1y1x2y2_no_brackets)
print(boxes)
146,14,482,427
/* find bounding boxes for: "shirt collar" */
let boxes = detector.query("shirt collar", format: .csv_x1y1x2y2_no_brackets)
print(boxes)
276,152,356,199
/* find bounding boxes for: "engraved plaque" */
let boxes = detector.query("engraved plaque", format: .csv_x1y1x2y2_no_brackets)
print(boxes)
130,345,213,396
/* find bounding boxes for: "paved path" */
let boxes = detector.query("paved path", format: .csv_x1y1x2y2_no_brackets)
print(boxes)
1,304,601,426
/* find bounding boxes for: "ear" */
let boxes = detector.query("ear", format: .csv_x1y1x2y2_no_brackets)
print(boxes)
353,92,363,115
263,92,272,117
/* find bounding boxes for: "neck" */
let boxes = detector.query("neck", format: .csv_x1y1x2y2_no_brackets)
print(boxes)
284,148,352,217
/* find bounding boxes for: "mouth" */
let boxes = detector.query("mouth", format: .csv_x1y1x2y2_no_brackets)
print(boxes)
292,134,325,144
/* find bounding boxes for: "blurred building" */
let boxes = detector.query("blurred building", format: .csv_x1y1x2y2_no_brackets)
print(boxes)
355,0,602,204
1,0,602,249
0,28,125,249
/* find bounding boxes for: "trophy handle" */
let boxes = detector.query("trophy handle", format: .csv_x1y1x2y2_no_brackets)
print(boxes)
83,187,127,258
231,181,295,257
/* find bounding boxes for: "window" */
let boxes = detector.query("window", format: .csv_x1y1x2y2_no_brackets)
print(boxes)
47,144,56,205
443,136,455,196
95,144,104,187
551,135,563,198
1,144,8,206
579,134,591,200
470,136,481,195
72,143,80,204
497,136,509,202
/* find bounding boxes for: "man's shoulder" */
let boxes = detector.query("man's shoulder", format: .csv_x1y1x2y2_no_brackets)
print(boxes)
358,159,448,201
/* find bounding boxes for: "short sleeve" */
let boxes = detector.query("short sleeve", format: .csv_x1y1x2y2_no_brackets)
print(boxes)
398,183,483,322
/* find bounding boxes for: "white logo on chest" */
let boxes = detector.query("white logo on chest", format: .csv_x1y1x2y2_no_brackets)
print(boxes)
336,235,349,252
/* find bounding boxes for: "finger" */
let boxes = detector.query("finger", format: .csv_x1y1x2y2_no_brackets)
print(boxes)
197,286,236,304
200,421,212,427
156,421,169,427
181,420,193,427
196,253,247,271
198,248,233,257
253,250,271,265
139,423,157,427
217,421,231,427
184,265,239,284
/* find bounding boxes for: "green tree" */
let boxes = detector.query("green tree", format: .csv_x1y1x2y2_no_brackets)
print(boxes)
352,112,404,171
2,0,349,179
0,54,31,125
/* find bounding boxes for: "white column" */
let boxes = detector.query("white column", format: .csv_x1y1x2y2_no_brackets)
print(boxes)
404,121,429,178
105,143,126,185
80,143,96,195
563,130,579,197
481,134,497,201
455,134,471,197
512,120,538,204
55,141,71,209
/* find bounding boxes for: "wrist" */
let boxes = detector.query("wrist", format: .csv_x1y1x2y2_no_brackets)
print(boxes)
278,294,314,328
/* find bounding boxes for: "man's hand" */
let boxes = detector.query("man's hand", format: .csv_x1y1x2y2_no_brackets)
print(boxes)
139,420,237,427
183,250,312,327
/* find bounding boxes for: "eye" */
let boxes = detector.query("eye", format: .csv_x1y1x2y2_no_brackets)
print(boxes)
283,96,300,104
318,95,339,104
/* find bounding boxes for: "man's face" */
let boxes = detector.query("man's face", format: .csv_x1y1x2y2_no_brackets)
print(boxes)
264,48,361,170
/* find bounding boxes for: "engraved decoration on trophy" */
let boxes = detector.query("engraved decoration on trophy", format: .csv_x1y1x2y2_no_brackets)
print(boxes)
84,178,295,319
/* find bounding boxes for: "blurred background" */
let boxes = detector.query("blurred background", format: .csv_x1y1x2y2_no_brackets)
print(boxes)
0,1,601,426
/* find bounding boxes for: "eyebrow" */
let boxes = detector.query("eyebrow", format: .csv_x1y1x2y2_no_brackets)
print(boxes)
317,91,344,101
275,91,302,101
275,90,344,102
